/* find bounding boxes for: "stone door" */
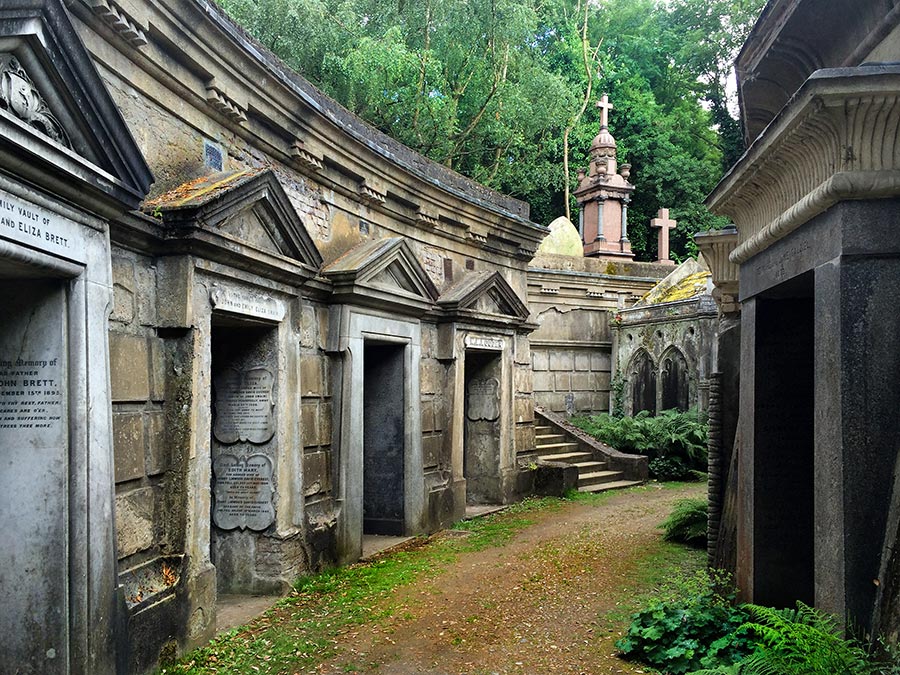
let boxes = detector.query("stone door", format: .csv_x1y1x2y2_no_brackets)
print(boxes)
464,351,503,504
362,342,406,535
660,349,689,412
0,279,68,673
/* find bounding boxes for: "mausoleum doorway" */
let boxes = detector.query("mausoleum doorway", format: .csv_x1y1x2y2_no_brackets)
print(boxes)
463,350,504,505
362,341,406,535
745,274,815,608
209,321,281,597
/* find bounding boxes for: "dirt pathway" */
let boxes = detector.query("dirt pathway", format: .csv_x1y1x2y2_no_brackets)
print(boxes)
317,483,705,675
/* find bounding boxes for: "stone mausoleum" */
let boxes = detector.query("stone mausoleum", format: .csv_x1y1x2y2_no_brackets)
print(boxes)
706,0,900,643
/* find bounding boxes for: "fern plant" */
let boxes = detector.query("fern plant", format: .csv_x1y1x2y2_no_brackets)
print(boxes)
662,498,708,548
688,601,888,675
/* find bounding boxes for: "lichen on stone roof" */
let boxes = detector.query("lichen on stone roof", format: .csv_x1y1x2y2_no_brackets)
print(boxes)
635,258,712,306
142,168,266,213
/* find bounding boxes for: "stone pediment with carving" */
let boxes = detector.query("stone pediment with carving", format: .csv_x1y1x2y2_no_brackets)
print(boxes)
437,271,531,327
0,0,153,211
323,238,438,316
145,168,323,281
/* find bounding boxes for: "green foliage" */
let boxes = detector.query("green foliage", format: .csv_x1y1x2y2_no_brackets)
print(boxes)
616,569,756,674
218,0,765,252
662,497,707,548
571,408,708,479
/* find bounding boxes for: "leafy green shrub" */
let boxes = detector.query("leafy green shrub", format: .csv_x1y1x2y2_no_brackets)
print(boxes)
688,601,898,675
572,408,708,479
616,570,756,674
662,498,708,548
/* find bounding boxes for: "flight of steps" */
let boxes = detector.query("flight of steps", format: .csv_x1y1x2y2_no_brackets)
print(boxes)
534,423,644,493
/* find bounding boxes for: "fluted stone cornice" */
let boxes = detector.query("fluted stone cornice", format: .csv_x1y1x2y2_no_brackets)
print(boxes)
707,65,900,265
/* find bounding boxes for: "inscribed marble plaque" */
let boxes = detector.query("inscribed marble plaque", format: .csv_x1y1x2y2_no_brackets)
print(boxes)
466,377,500,421
212,453,275,530
213,367,275,444
0,188,86,263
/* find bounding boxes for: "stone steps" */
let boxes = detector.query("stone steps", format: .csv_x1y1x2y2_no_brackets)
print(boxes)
578,479,644,493
533,409,645,496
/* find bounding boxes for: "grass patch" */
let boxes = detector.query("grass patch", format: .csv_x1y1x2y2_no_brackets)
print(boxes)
159,497,561,674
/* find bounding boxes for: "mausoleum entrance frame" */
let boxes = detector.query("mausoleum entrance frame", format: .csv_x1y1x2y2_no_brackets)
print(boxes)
331,307,424,564
0,177,118,675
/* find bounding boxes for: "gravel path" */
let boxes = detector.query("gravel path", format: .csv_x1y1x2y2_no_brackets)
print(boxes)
316,483,705,675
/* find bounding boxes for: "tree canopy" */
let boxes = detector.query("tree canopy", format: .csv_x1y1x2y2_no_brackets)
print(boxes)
220,0,765,261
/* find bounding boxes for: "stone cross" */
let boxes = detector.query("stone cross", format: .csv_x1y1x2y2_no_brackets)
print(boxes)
651,208,677,264
596,94,613,129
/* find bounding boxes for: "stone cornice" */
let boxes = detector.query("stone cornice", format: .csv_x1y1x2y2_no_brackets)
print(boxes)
707,65,900,265
68,0,547,262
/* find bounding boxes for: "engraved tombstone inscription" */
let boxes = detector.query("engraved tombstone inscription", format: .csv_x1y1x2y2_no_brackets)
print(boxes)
212,453,276,530
466,377,501,421
213,367,275,444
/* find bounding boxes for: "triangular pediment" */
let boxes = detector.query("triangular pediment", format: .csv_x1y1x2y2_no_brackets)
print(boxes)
323,238,438,316
0,1,153,210
438,271,530,325
146,169,323,278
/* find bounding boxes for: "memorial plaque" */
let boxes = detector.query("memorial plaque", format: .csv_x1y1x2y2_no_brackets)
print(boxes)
213,367,275,444
466,377,500,421
0,187,86,264
465,334,504,351
212,453,276,530
209,286,286,322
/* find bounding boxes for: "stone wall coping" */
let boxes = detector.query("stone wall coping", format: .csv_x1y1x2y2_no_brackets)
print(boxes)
707,65,900,264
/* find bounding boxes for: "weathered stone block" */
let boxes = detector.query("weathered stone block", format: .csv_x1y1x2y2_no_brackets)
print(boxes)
300,355,323,397
515,424,535,452
555,372,571,390
146,411,168,476
135,261,158,327
421,399,435,433
533,371,554,392
301,402,319,447
302,452,329,496
113,411,144,483
149,337,166,401
421,323,437,357
593,371,611,390
431,395,445,432
423,434,442,467
116,487,155,559
515,366,533,394
300,304,317,348
316,307,329,351
320,401,333,446
574,352,591,371
514,397,534,423
532,350,549,371
420,359,442,395
515,335,531,365
572,372,592,391
591,352,611,371
592,392,610,412
549,351,574,371
110,332,150,402
111,258,136,324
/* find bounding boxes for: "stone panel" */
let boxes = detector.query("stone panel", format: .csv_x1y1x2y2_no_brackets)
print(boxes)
420,358,442,395
301,402,319,447
113,411,144,483
515,425,535,453
549,351,574,371
149,336,166,401
574,352,591,371
300,354,323,397
116,487,155,559
302,452,330,496
111,258,136,324
532,350,549,371
572,372,592,391
421,399,435,433
514,397,534,423
591,352,611,371
320,401,333,446
110,332,150,402
515,365,533,394
554,372,571,391
146,410,168,476
423,434,442,468
300,304,317,348
533,371,554,392
431,396,444,432
515,335,531,365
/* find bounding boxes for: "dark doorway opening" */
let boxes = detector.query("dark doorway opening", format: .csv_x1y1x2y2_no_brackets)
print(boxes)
752,274,815,607
630,349,657,414
661,348,689,412
463,350,503,505
363,342,406,535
